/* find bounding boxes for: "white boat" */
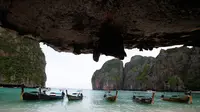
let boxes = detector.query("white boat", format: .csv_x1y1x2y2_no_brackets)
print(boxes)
66,90,83,101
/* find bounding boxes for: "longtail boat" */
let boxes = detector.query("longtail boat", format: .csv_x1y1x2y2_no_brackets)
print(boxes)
21,85,65,101
39,92,65,100
66,90,83,101
132,91,155,104
22,91,40,100
161,94,192,104
104,90,118,102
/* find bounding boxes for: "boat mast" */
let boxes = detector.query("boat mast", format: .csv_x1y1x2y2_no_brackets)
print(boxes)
151,92,156,104
66,90,68,95
20,84,24,100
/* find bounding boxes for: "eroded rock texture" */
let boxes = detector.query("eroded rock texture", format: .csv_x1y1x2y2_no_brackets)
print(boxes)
150,47,200,91
0,27,46,87
123,55,154,90
92,47,200,91
91,59,123,90
0,0,200,61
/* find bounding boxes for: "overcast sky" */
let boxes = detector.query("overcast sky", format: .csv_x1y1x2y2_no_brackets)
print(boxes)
40,43,183,89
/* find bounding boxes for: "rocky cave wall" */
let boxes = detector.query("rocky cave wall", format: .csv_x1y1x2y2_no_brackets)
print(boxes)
0,27,46,87
0,0,200,61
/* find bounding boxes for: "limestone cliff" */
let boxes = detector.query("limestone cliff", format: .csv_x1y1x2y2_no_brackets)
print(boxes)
92,59,123,90
149,47,200,91
0,27,46,87
123,55,154,90
92,47,200,91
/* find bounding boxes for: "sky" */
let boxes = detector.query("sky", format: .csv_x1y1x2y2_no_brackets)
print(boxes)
40,43,183,89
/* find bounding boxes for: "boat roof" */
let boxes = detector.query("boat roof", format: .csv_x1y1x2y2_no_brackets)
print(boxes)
72,92,82,94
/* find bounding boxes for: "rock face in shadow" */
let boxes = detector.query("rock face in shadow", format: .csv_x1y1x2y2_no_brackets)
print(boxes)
0,27,46,87
0,0,200,61
123,55,154,90
91,59,123,90
150,47,200,91
92,47,200,91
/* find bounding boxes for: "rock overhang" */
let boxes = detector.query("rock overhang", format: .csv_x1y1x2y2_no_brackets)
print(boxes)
0,0,200,61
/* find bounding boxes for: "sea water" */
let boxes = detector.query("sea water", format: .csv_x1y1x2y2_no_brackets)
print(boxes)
0,88,200,112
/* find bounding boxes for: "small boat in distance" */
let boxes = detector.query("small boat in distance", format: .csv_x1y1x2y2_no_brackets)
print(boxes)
132,91,156,104
66,90,83,101
104,90,118,102
161,91,192,104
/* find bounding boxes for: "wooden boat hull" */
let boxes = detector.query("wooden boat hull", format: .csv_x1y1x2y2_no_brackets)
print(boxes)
161,96,189,103
132,92,155,104
22,92,64,101
67,95,83,101
133,96,152,104
105,96,117,102
104,90,118,102
40,94,64,100
22,92,40,101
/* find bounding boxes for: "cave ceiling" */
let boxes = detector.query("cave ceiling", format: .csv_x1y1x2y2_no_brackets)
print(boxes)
0,0,200,61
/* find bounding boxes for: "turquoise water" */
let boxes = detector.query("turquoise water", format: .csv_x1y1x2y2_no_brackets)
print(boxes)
0,88,200,112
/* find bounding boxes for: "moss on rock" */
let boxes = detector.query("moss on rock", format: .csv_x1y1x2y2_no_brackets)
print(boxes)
91,59,123,90
168,76,178,87
0,27,46,87
136,64,149,81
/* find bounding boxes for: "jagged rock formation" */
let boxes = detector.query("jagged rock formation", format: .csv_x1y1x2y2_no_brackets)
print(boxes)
0,27,46,87
149,47,200,91
91,59,123,90
92,47,200,91
0,0,200,61
123,55,154,90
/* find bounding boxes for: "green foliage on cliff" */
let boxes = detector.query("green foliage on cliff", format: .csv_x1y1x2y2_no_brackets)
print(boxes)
132,67,137,72
168,76,178,87
136,64,149,81
91,59,123,90
110,73,120,81
102,60,121,72
0,28,46,87
93,47,200,91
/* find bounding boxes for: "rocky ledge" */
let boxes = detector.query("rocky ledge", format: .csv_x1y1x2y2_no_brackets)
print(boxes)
0,0,200,61
92,47,200,91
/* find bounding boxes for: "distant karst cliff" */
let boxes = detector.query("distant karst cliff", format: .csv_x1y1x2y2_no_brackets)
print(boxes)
91,47,200,91
92,59,123,90
149,47,200,91
0,27,46,87
123,55,154,90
